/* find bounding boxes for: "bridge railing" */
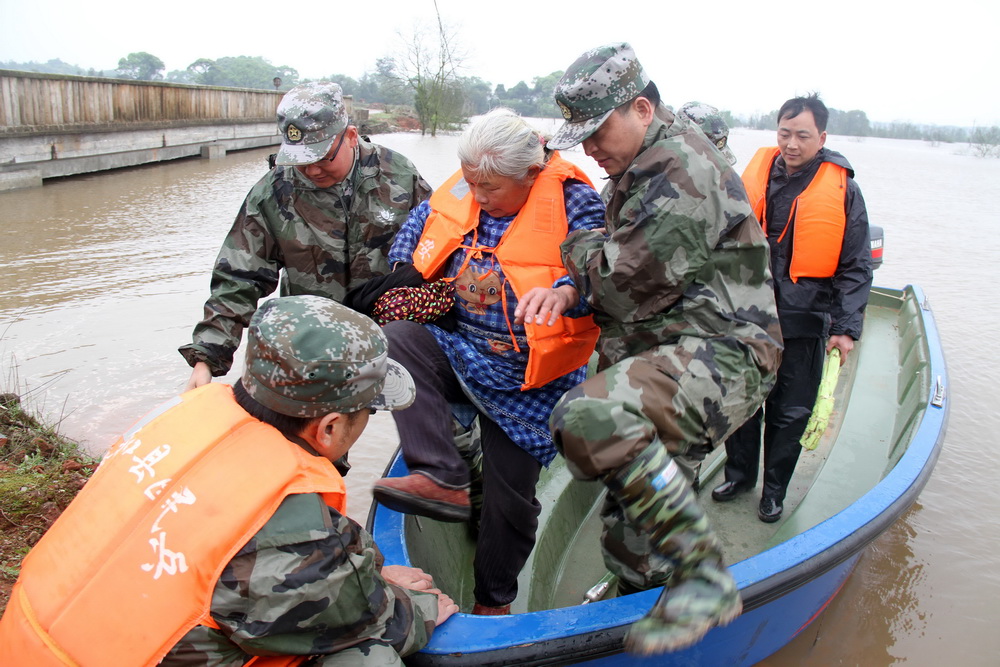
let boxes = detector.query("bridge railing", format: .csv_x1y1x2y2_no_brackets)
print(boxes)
0,70,284,135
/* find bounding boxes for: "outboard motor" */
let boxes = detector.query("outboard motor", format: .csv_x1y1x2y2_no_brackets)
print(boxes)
870,225,884,270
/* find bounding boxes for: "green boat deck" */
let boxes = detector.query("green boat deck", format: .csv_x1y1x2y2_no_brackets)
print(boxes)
403,287,934,614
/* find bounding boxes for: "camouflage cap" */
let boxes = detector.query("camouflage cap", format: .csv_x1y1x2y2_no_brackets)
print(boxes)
548,42,651,150
678,101,737,165
275,82,349,166
242,296,415,418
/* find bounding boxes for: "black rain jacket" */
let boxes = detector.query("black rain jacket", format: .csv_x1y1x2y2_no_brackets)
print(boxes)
762,147,873,340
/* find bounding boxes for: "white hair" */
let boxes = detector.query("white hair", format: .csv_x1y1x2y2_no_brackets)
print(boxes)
457,107,545,181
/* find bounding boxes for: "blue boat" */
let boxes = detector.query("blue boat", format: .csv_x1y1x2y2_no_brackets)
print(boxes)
367,284,948,665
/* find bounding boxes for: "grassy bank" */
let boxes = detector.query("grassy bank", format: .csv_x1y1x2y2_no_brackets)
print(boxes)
0,392,98,615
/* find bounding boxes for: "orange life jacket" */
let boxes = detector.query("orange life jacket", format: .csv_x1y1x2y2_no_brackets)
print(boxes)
412,153,601,390
742,146,848,283
0,383,346,667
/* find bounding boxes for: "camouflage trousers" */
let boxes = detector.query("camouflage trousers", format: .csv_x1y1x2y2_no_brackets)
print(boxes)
310,640,404,665
550,337,768,589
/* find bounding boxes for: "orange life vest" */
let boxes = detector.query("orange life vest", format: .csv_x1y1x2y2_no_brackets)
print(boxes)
0,383,346,667
742,146,848,283
412,153,601,390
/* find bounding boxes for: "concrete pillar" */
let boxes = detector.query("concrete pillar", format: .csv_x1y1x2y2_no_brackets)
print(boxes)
0,169,43,191
200,144,227,159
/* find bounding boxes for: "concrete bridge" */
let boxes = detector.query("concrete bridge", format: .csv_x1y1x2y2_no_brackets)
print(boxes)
0,71,353,191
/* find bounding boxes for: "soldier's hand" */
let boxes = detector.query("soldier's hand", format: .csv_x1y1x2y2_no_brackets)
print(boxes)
381,564,435,591
514,286,578,326
434,591,460,625
185,362,213,392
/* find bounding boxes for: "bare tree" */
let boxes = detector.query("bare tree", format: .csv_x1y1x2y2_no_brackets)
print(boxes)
970,125,1000,158
392,1,466,136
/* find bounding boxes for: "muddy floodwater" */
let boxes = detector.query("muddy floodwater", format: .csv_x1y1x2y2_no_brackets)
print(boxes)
2,123,998,665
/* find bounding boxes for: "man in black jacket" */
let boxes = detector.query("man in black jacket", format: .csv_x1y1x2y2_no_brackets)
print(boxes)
711,93,873,522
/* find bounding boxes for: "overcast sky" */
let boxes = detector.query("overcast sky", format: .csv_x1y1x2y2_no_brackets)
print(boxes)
1,0,997,128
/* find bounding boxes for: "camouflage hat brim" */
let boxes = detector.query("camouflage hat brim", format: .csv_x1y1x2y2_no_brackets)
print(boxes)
242,355,415,417
241,295,416,419
368,359,416,411
275,135,336,167
720,144,737,165
547,109,614,150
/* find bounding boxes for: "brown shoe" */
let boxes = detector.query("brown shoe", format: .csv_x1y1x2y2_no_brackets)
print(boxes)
373,473,471,522
471,603,511,616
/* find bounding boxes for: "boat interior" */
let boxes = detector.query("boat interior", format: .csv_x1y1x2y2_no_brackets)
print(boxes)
401,287,935,614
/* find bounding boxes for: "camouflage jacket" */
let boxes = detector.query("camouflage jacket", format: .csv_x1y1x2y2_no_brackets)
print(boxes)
180,137,432,375
560,106,783,375
162,492,439,665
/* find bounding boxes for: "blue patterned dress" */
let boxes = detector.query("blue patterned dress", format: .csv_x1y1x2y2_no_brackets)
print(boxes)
388,181,605,465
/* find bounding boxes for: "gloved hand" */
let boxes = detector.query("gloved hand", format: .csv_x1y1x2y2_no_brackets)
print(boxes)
343,264,424,315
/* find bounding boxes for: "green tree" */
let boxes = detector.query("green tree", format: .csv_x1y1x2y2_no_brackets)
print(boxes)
828,109,871,136
719,109,737,129
272,66,299,91
184,56,298,89
186,58,221,85
116,52,165,81
217,56,298,89
374,57,412,105
844,110,871,136
393,3,466,135
508,81,531,101
324,73,360,97
215,56,264,87
875,121,922,140
530,71,564,118
495,80,535,115
460,76,492,115
352,58,412,106
165,69,194,83
747,111,778,130
1,58,88,76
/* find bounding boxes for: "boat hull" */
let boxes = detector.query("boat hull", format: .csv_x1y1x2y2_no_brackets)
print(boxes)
368,284,948,665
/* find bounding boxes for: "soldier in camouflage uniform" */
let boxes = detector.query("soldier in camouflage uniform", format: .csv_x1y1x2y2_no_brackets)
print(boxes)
678,101,738,166
168,297,457,665
521,43,782,655
0,296,458,665
179,82,432,390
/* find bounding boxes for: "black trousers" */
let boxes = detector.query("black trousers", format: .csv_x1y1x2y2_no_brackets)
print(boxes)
723,337,825,503
383,320,542,607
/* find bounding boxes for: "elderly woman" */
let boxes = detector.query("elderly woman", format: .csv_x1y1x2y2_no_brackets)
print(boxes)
372,108,606,615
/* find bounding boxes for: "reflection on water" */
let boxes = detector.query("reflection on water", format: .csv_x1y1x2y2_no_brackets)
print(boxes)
0,150,274,473
1,157,262,313
763,505,922,665
2,127,1000,664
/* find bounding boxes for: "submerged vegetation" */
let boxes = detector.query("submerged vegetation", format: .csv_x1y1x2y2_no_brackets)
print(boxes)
0,392,98,615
